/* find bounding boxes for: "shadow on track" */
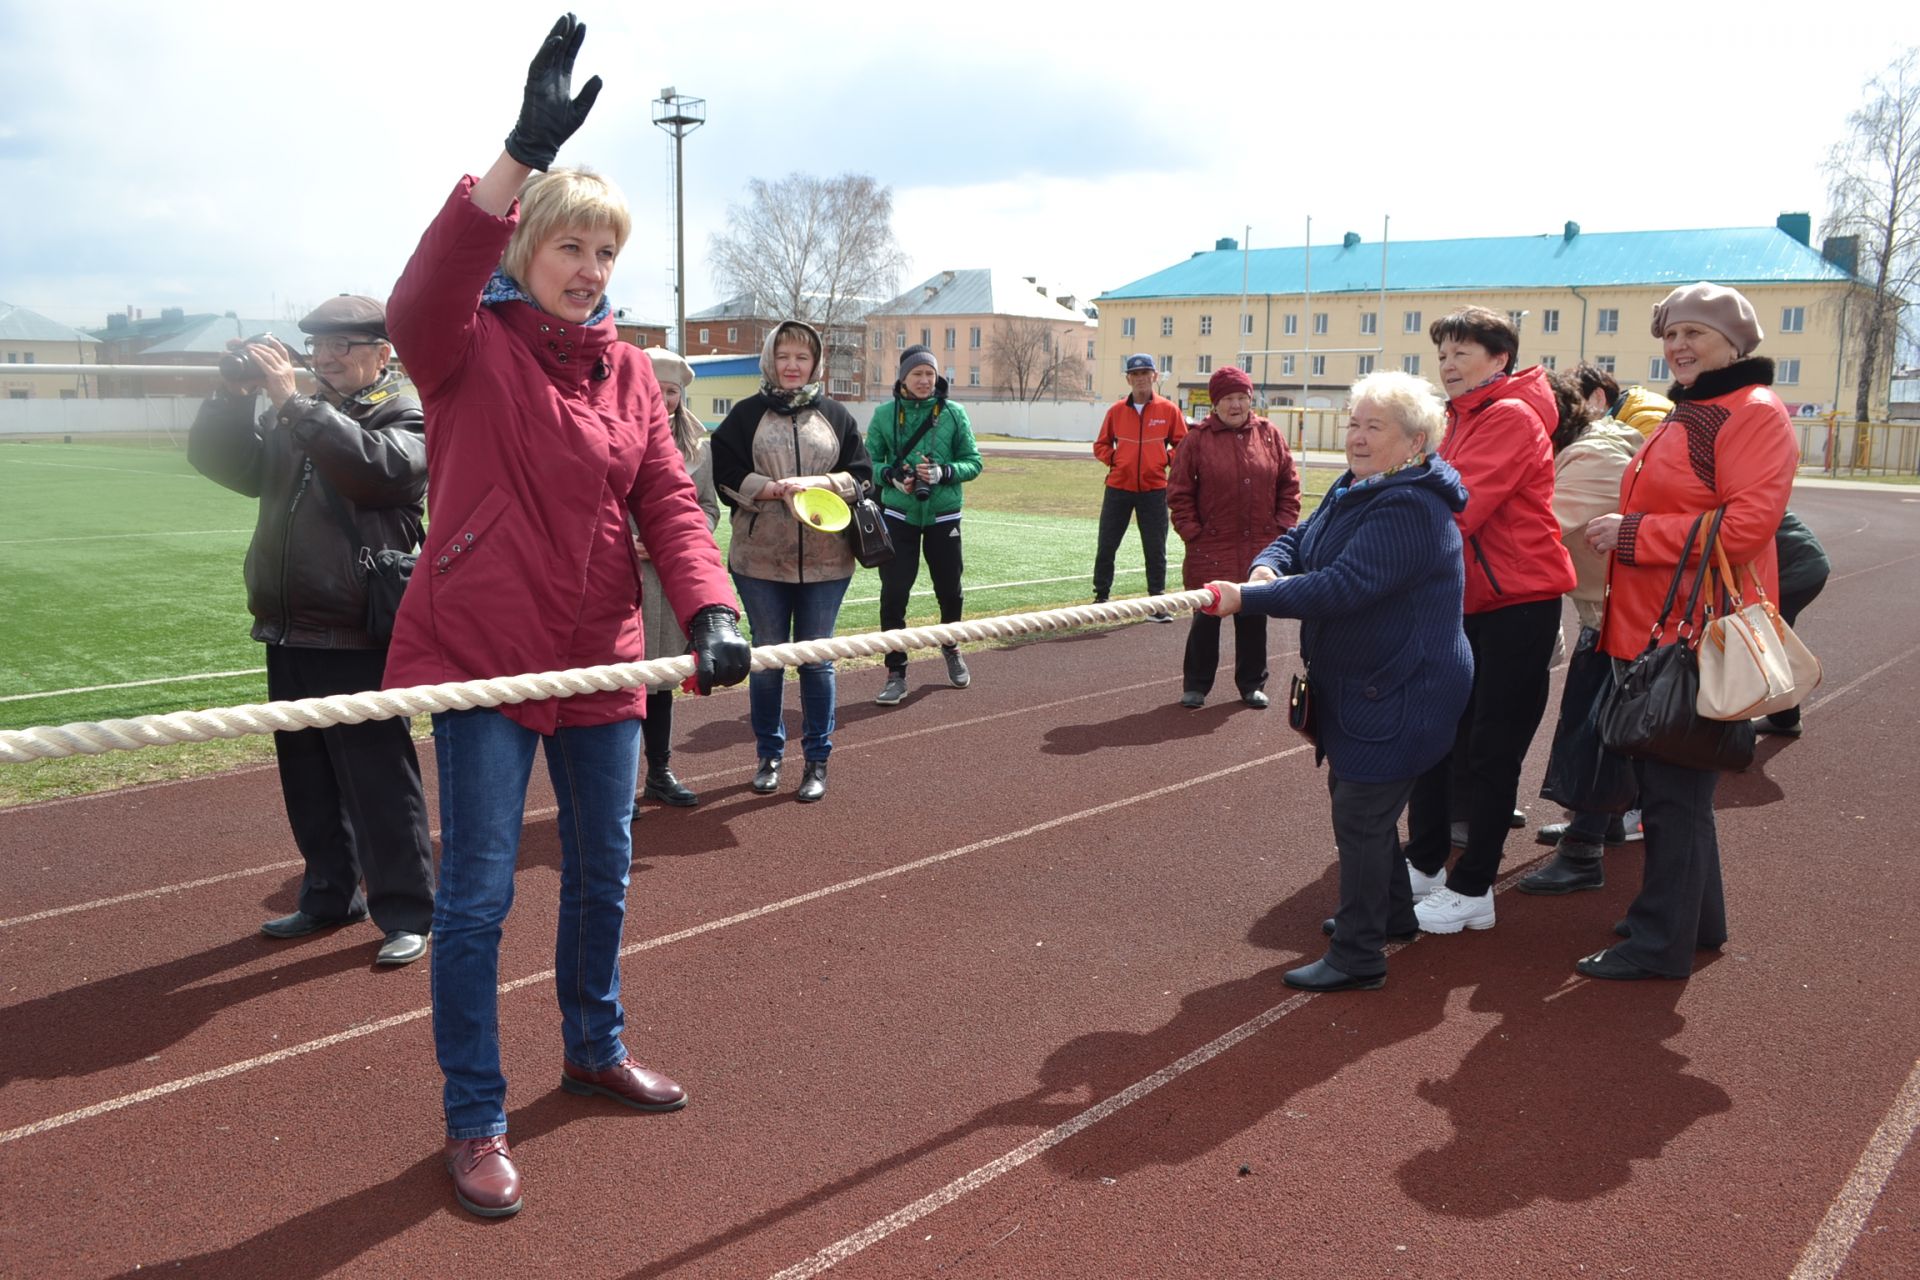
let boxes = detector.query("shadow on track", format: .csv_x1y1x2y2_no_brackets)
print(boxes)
1040,701,1249,755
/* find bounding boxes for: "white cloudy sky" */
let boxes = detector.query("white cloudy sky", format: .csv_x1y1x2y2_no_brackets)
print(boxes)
3,0,1917,332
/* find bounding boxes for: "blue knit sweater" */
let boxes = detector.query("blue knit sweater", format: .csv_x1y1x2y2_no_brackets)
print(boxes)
1241,458,1474,783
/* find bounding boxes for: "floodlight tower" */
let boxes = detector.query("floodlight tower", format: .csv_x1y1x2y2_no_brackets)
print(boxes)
652,87,706,355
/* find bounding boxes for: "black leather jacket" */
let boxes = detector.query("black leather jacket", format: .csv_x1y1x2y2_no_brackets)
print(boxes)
188,377,427,648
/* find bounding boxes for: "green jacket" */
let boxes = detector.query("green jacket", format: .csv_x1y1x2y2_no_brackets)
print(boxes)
864,394,984,528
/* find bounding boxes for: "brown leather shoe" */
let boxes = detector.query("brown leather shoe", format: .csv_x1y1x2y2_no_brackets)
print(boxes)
559,1056,688,1112
445,1134,522,1218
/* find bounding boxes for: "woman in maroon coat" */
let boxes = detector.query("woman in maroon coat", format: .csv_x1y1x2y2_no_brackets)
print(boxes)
1167,365,1301,707
385,15,750,1219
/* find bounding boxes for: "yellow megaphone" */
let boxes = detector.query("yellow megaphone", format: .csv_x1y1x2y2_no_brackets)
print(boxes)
790,487,851,532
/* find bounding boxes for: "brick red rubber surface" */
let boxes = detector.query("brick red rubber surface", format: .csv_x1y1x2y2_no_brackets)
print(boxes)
2,486,1917,1279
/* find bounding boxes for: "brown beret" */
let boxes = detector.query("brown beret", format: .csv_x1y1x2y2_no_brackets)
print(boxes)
299,294,388,340
1649,282,1762,357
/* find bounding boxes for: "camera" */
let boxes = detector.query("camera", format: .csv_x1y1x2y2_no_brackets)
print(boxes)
910,453,934,502
218,335,279,383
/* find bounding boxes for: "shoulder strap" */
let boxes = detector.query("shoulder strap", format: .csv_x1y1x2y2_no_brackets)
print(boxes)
892,399,944,470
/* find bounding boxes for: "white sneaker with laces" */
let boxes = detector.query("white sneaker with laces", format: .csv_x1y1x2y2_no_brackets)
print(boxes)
1415,886,1496,934
1407,862,1446,902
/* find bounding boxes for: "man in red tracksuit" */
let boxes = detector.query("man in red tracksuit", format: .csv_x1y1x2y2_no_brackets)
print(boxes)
1093,353,1189,620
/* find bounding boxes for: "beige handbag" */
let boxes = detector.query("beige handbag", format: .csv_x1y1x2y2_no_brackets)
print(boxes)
1697,531,1821,721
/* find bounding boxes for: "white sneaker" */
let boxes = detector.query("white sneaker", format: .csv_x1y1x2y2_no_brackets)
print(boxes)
1620,809,1644,843
1407,862,1446,902
1415,886,1496,934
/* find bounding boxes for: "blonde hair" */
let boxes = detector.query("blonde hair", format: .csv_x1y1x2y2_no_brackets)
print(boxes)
1349,370,1448,452
500,167,632,284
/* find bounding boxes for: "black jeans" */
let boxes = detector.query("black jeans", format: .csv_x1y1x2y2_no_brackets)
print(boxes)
641,688,676,767
1182,613,1268,696
1092,488,1169,599
266,645,434,934
1325,772,1419,979
1406,597,1562,897
1766,575,1828,729
878,513,964,674
1613,754,1726,977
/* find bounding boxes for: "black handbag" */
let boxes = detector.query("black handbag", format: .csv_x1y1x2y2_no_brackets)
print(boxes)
1286,671,1317,743
846,482,895,568
1540,626,1637,812
1598,510,1755,773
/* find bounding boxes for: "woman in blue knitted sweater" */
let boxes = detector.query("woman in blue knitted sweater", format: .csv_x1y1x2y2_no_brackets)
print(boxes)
1204,371,1473,991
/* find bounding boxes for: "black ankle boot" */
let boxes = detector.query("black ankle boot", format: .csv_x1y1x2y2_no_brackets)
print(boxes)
796,760,828,804
1516,844,1605,895
643,763,698,807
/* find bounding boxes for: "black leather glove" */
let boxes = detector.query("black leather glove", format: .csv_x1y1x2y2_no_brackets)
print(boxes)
505,14,603,171
687,604,750,694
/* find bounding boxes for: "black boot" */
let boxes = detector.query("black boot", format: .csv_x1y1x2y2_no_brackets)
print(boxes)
796,760,828,804
643,762,698,807
1516,841,1605,895
752,757,781,795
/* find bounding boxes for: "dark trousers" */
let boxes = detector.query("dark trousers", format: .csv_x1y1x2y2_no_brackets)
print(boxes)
1613,755,1726,977
1406,598,1561,897
266,645,434,934
641,688,675,768
1325,772,1419,979
1767,576,1828,729
1182,612,1268,696
1092,487,1169,599
878,514,964,674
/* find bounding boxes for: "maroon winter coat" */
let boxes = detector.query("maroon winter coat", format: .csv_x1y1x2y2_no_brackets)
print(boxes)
1168,412,1301,588
383,177,735,734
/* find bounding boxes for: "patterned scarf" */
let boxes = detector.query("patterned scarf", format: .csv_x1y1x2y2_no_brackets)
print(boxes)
479,267,612,327
761,375,825,417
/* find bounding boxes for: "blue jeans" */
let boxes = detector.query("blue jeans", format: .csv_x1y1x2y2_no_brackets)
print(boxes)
731,573,850,763
430,708,641,1139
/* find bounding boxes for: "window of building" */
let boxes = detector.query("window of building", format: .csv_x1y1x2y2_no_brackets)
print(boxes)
713,398,733,415
1508,310,1526,330
872,330,884,351
1199,315,1213,336
1160,316,1174,338
1282,314,1297,336
968,367,980,386
1403,310,1422,333
1541,309,1560,334
4,353,15,364
1402,354,1421,375
1310,354,1327,376
727,327,738,343
944,327,956,349
1281,354,1296,376
1596,355,1616,374
1360,312,1378,336
1197,353,1213,374
1239,355,1253,372
896,331,906,349
698,328,709,344
23,353,34,364
1312,313,1328,335
970,326,982,348
1121,317,1136,338
1540,355,1556,371
1158,354,1172,372
1650,356,1671,381
1087,373,1095,392
1356,354,1375,375
6,389,25,398
60,389,77,399
1241,314,1254,336
921,327,931,347
1596,309,1619,334
1086,340,1095,359
1777,358,1801,384
831,379,855,395
1781,306,1805,333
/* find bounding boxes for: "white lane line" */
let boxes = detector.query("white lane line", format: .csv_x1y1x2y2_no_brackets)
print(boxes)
0,747,1304,1147
0,859,302,931
1788,1058,1920,1280
0,529,251,547
764,859,1545,1280
0,461,200,478
1803,642,1920,713
0,667,266,705
1826,550,1920,586
844,569,1142,607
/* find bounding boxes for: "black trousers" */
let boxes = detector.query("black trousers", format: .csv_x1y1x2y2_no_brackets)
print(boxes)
1325,772,1419,979
1613,754,1726,977
1182,612,1268,696
1406,598,1561,897
266,645,434,934
642,688,676,767
1092,488,1169,599
1766,575,1828,729
878,514,964,674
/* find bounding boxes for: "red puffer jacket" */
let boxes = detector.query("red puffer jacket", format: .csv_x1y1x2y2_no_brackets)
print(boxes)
383,177,735,734
1597,359,1798,662
1439,366,1576,613
1167,413,1301,587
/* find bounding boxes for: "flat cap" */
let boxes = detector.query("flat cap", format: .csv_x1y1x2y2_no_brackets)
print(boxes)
299,294,387,339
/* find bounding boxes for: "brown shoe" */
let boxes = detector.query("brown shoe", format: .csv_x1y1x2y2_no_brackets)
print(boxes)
559,1056,688,1112
445,1134,522,1218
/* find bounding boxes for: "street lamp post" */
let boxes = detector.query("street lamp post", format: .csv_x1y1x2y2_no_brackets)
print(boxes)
651,87,706,355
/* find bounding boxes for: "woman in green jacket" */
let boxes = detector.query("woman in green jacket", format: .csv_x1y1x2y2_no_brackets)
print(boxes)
866,345,984,705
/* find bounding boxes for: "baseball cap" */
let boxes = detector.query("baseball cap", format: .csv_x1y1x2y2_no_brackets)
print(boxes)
1124,353,1156,373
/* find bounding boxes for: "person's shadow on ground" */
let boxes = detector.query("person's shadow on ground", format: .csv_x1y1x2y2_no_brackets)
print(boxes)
1041,700,1245,755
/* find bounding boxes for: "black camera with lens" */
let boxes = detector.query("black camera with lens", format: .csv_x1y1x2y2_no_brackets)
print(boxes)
218,335,279,383
910,463,934,502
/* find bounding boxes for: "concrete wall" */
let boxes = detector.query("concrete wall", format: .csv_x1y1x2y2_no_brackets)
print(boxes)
0,396,203,437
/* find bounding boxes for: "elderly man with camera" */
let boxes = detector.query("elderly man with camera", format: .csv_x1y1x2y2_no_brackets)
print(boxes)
187,294,434,966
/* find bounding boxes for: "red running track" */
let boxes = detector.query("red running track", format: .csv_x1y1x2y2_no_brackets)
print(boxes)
2,485,1918,1279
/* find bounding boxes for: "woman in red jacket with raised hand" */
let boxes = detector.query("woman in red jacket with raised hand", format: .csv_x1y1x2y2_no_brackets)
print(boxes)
1577,283,1797,980
1167,364,1300,708
385,14,750,1218
1406,307,1576,936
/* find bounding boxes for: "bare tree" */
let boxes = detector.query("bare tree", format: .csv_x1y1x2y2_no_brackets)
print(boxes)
988,318,1089,402
708,173,909,384
1824,48,1920,426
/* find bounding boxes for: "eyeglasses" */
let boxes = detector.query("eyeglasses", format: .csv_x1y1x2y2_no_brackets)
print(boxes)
303,336,385,358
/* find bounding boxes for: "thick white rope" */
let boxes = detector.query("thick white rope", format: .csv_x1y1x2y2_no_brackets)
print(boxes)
0,592,1212,764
